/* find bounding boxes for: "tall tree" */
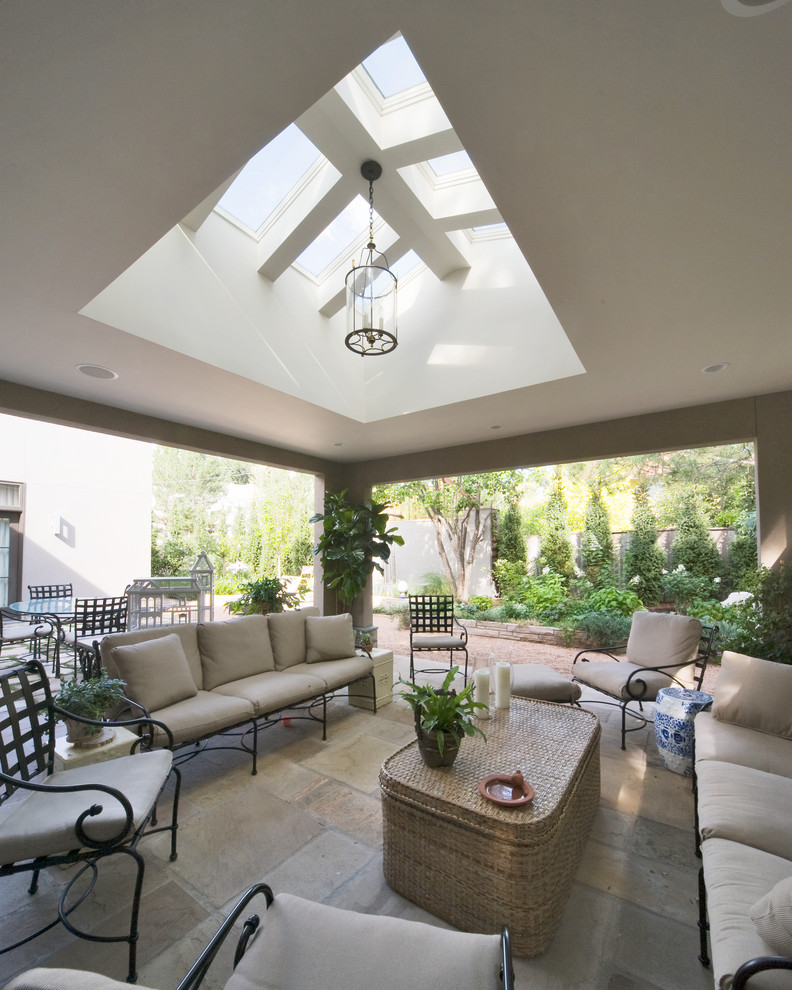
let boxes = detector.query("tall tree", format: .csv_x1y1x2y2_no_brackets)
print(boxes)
624,481,666,605
580,484,615,588
376,472,522,600
539,474,575,581
671,487,722,578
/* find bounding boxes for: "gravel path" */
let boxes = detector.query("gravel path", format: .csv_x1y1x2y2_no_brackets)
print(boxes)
375,612,721,695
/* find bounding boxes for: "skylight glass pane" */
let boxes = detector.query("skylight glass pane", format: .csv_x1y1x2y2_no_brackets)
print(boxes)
218,124,322,231
362,36,426,98
295,196,372,277
428,151,475,176
472,222,508,232
391,249,422,278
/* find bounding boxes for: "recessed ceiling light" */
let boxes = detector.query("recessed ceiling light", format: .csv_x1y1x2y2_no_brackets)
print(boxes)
76,364,118,380
722,0,791,15
333,442,344,447
702,363,730,374
490,425,502,431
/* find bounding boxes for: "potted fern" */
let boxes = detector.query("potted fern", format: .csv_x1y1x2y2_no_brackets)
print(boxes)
397,666,487,767
54,671,127,746
226,577,304,615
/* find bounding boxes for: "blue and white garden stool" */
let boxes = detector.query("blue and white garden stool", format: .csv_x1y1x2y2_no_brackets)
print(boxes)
654,687,713,776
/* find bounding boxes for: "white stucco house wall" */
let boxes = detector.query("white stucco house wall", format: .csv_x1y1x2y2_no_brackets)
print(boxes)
0,415,153,605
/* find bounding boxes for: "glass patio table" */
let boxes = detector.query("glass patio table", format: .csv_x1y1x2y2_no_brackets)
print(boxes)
8,597,76,674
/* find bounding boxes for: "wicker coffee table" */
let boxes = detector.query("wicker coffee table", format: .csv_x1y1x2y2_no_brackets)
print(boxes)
380,697,600,957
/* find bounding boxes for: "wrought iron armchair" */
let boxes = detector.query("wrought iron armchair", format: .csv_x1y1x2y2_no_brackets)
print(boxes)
63,595,128,678
0,659,180,984
408,594,469,685
572,610,718,749
5,883,514,990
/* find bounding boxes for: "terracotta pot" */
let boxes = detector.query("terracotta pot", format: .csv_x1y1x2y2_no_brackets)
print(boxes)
64,717,110,747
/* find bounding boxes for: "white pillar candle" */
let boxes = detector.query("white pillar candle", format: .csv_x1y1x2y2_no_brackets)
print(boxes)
494,662,511,709
473,668,491,719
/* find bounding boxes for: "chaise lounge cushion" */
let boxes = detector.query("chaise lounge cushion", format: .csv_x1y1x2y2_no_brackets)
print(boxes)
109,633,198,713
751,876,792,957
305,613,355,662
712,651,792,739
198,614,275,689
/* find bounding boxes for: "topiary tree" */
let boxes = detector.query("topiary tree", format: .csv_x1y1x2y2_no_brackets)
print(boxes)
580,484,615,588
493,502,526,596
724,512,758,591
539,474,575,582
624,482,666,605
671,488,722,578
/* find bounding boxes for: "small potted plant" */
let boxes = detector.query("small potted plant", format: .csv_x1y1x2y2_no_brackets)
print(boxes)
397,666,487,768
226,577,304,615
54,671,127,746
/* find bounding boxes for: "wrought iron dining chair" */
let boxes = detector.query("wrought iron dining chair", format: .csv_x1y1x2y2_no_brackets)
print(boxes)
0,607,52,660
0,658,180,984
63,595,129,678
27,583,73,600
408,594,469,685
572,610,718,749
4,883,514,990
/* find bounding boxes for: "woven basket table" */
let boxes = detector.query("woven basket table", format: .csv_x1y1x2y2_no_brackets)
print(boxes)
380,697,601,957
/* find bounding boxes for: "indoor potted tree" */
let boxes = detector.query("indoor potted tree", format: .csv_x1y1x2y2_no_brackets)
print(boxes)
226,577,304,615
54,670,127,746
397,666,487,767
310,489,403,614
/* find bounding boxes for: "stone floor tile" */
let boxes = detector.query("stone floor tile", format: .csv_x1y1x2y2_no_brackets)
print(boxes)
301,730,401,793
293,777,383,847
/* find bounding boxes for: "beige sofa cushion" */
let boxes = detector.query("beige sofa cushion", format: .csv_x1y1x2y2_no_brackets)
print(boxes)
751,876,792,957
101,623,204,690
110,633,198,713
213,669,327,715
197,614,274,689
713,651,792,739
148,691,254,746
697,760,792,861
268,610,308,669
305,613,355,662
695,711,792,779
701,837,792,990
625,610,701,684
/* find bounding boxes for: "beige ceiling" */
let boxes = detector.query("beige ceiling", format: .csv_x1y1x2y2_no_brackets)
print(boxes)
1,1,791,466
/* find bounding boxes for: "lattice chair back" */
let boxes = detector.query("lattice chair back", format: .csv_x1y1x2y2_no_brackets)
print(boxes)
0,660,55,800
409,595,456,635
27,584,73,600
74,596,128,638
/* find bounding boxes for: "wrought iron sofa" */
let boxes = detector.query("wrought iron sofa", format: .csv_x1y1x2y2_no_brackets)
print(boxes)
98,608,374,775
695,650,792,989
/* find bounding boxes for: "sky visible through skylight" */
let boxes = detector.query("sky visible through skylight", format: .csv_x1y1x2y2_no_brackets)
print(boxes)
427,151,474,176
362,35,426,97
217,124,323,231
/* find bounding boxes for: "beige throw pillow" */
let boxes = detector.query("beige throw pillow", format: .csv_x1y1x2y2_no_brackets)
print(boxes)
713,651,792,739
750,876,792,955
305,614,356,663
110,633,198,713
268,610,308,669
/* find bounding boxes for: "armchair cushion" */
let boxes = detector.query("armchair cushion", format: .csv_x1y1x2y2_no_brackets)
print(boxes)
305,613,355,662
574,660,676,701
625,611,701,684
225,892,504,990
713,650,792,739
198,614,274,689
5,969,151,990
750,876,792,957
110,633,197,713
0,750,172,862
412,634,466,649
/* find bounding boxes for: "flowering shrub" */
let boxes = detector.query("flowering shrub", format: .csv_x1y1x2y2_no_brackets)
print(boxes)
661,566,719,613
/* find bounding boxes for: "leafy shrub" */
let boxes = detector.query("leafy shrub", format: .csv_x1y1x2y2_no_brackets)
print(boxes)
493,559,527,600
570,611,632,647
517,571,569,623
584,586,643,616
718,563,792,663
475,602,532,623
214,576,243,595
415,572,455,596
467,595,494,612
662,567,720,613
